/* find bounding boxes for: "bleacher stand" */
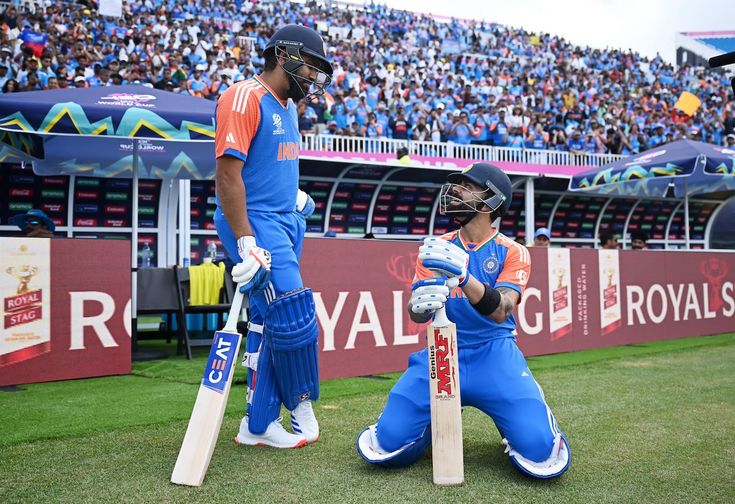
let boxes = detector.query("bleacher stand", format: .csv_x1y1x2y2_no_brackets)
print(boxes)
0,0,731,158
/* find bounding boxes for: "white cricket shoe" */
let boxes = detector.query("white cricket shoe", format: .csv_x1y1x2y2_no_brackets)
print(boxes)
234,415,307,449
290,400,319,444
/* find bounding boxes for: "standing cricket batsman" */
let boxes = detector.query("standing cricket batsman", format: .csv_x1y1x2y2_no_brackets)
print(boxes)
214,25,332,448
357,163,571,478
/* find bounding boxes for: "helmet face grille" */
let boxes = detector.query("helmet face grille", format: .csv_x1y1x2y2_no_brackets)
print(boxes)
439,177,509,223
446,163,512,218
274,42,332,101
439,183,492,215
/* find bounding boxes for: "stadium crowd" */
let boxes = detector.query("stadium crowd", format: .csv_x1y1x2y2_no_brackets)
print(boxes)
1,0,733,156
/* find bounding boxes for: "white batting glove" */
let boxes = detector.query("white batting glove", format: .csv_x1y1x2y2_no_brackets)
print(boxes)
419,237,469,286
232,236,271,285
409,277,456,315
295,189,316,218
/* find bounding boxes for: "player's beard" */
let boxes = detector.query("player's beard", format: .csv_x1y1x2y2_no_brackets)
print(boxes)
446,198,478,227
452,211,478,227
286,73,309,101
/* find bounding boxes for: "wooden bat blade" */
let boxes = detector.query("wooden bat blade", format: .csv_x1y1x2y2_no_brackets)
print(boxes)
428,320,464,485
171,329,242,486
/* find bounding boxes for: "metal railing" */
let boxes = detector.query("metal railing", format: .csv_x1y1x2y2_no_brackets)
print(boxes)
300,134,624,167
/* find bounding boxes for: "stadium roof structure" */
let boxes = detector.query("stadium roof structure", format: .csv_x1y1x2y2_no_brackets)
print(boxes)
676,30,735,68
570,139,735,247
0,85,215,180
0,85,220,356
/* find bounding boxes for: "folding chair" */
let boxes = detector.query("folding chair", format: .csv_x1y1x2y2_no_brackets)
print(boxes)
173,264,234,359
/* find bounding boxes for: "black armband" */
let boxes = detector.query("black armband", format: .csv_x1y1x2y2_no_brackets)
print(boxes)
471,283,502,316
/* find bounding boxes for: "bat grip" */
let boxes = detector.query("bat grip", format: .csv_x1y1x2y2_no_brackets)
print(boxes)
222,284,247,333
433,305,451,327
430,270,452,327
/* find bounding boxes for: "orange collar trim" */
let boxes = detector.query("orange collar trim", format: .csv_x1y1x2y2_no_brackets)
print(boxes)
253,75,288,109
458,228,499,252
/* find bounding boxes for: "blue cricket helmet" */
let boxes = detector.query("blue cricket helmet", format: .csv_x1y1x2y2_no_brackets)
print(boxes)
265,24,332,75
447,162,513,218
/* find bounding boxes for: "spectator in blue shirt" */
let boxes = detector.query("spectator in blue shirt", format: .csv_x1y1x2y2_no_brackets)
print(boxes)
365,75,381,110
527,123,549,150
567,130,586,154
490,110,509,147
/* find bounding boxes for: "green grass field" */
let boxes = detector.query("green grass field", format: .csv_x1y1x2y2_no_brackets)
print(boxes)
2,333,735,503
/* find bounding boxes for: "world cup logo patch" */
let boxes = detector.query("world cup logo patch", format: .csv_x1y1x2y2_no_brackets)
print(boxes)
272,113,285,135
483,257,500,275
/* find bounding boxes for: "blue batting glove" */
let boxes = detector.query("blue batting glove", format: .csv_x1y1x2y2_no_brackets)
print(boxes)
239,266,271,295
419,237,469,286
409,277,451,315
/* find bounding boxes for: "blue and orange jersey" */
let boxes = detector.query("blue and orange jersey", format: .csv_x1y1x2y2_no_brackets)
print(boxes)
215,76,300,213
414,229,531,346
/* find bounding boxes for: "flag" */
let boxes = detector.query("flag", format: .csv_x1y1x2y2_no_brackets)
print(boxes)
674,91,701,117
19,29,48,58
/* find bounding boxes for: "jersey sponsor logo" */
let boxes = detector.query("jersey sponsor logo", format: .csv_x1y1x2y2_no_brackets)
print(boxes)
272,113,285,135
483,256,500,275
226,132,236,144
277,142,299,161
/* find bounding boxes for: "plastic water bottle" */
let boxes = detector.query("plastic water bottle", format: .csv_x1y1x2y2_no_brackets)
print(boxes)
142,242,152,268
207,241,217,262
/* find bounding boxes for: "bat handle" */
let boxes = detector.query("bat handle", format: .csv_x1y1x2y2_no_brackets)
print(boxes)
222,284,248,333
433,305,451,327
430,270,452,327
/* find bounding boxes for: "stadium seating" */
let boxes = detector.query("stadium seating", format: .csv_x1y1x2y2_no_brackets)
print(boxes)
0,2,731,251
0,0,731,158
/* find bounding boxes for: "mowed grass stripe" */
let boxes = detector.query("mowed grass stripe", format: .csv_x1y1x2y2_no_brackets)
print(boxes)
2,333,733,448
1,334,734,503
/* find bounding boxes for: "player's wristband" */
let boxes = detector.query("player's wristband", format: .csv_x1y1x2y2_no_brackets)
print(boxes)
471,283,501,316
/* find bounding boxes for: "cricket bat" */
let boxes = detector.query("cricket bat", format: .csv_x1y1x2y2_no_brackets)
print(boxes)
427,304,464,486
171,288,247,487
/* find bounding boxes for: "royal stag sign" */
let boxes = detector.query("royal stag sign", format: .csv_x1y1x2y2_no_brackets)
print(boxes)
300,239,735,380
1,238,130,386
